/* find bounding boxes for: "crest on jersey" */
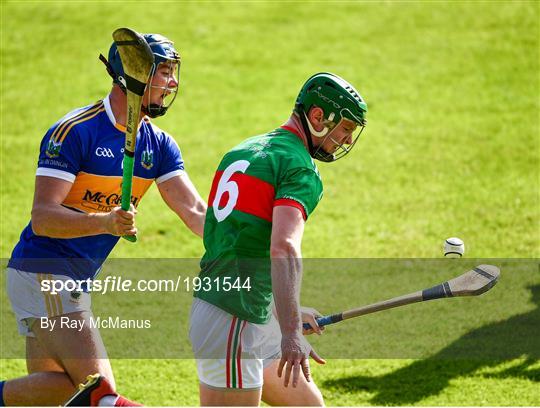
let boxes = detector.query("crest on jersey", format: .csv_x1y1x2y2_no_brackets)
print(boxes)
248,140,270,158
141,148,154,170
45,138,62,158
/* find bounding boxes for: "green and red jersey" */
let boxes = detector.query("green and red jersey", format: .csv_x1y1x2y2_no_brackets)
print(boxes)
195,127,323,323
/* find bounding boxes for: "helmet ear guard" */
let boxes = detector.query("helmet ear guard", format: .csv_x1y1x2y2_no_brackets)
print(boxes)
301,108,336,139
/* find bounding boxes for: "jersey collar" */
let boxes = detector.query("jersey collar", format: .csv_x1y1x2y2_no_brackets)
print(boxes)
280,125,308,148
103,94,151,133
103,94,126,132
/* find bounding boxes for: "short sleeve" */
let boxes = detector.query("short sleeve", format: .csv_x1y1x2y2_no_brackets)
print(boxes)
274,167,323,220
156,134,185,184
36,126,83,183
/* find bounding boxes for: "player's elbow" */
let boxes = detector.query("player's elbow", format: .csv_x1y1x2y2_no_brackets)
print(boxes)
182,201,207,237
270,239,301,259
31,206,48,236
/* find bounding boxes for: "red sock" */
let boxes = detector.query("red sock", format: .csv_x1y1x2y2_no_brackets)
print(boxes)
114,396,143,406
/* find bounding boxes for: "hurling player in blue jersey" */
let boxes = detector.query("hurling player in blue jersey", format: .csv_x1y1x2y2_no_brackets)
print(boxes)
1,34,206,406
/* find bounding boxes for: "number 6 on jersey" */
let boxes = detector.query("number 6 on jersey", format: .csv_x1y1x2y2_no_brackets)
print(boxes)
212,160,251,222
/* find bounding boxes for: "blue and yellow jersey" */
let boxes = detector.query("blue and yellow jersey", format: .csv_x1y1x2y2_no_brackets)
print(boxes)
8,96,185,279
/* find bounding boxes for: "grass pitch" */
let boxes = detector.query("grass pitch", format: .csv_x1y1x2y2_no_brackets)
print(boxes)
1,1,539,406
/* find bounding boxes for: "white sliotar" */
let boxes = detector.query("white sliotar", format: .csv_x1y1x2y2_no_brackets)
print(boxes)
444,237,465,257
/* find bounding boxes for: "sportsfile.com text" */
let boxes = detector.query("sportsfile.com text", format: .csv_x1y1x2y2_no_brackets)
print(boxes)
39,275,252,295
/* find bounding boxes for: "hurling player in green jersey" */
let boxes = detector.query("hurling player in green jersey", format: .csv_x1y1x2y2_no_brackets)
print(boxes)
189,73,367,406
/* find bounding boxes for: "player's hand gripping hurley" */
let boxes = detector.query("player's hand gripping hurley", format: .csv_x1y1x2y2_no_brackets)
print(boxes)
112,28,154,242
304,264,500,330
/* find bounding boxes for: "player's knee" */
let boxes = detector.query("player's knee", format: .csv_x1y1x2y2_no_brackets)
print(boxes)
294,378,324,407
304,385,325,407
313,389,325,407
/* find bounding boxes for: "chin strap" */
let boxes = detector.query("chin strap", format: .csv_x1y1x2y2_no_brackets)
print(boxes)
297,106,316,157
99,54,115,79
99,54,127,94
142,104,168,118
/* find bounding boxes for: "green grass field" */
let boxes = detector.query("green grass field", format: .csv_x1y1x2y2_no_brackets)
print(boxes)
1,0,539,406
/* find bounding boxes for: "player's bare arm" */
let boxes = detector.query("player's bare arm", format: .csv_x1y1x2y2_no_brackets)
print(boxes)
157,173,207,237
270,206,325,388
31,176,136,238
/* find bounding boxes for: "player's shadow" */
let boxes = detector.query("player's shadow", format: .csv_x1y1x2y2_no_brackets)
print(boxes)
323,284,540,405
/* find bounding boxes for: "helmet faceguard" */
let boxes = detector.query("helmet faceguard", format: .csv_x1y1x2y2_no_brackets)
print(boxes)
100,33,181,118
143,58,179,118
294,72,367,162
310,110,367,162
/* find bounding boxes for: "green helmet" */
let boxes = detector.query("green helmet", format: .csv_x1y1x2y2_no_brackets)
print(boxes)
294,72,367,162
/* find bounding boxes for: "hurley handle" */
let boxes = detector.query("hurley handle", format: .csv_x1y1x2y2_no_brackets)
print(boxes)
303,313,343,330
113,27,154,243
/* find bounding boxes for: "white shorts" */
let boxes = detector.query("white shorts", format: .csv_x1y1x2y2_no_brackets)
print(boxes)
6,268,91,337
189,298,281,390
